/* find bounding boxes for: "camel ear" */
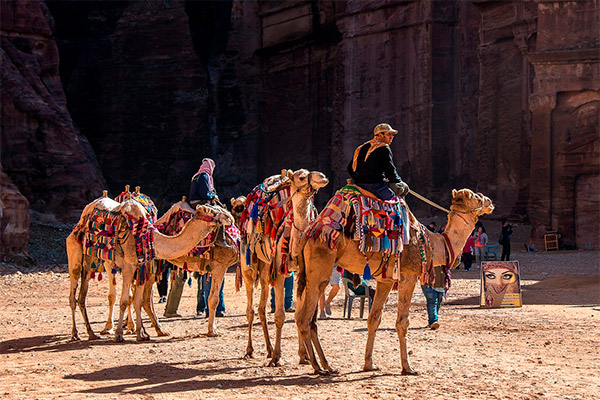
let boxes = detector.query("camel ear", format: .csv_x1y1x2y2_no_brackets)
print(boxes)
281,169,288,178
452,189,457,197
230,198,235,206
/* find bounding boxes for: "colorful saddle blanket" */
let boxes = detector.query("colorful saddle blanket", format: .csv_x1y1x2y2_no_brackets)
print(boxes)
306,185,412,257
74,201,159,285
156,206,241,260
114,191,158,223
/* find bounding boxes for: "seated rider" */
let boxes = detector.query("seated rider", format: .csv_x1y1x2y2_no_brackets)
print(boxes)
189,158,228,246
189,158,219,207
347,123,409,200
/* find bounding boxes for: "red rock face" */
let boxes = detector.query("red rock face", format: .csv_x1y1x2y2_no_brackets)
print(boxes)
0,168,29,258
0,0,105,224
1,0,598,252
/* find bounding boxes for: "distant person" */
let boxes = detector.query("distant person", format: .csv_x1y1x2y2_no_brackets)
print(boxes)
197,273,225,318
461,232,476,271
474,226,488,268
500,218,514,261
421,265,445,330
155,260,172,303
342,270,375,303
319,265,341,319
426,221,436,232
270,273,294,313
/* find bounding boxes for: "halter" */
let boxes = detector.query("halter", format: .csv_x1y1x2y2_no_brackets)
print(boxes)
293,173,319,198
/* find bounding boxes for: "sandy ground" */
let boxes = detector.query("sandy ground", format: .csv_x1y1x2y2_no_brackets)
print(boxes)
0,223,599,399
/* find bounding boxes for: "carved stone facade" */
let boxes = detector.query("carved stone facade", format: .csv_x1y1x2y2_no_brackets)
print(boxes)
526,0,599,248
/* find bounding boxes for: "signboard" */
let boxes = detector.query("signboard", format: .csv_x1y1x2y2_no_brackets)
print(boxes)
480,261,522,308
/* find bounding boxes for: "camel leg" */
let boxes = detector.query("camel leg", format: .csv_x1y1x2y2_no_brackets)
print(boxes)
141,276,168,337
115,266,134,342
206,265,226,337
268,272,286,366
295,280,325,373
67,234,83,341
242,266,257,358
100,265,116,335
363,280,393,371
77,267,99,340
395,273,419,375
307,281,338,374
257,263,273,358
133,281,150,341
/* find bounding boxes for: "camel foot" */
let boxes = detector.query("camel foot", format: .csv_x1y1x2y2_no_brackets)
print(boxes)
267,358,281,367
266,348,273,359
156,330,169,337
100,328,114,335
136,334,151,342
125,329,135,335
363,363,380,372
87,333,100,341
115,334,125,343
298,357,310,365
244,351,254,360
70,334,80,342
401,368,419,376
205,331,220,338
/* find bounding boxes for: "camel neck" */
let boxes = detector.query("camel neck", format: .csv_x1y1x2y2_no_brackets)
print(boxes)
154,218,213,259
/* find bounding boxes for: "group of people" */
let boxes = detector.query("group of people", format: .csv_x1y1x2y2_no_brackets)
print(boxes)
154,122,514,329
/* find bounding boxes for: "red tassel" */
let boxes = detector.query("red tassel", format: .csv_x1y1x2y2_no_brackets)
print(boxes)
183,262,188,271
91,271,96,279
98,273,103,281
112,277,117,285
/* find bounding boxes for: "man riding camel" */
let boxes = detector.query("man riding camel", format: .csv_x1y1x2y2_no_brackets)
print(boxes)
347,123,410,200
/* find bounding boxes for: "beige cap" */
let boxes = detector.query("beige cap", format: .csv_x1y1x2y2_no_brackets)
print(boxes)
374,123,398,136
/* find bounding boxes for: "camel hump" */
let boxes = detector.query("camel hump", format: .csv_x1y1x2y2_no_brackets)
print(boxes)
262,173,290,192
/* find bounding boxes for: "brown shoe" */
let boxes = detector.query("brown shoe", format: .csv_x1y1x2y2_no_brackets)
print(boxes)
429,322,440,330
163,313,181,318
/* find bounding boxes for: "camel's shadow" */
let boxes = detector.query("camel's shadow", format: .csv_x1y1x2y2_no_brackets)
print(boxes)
66,360,400,394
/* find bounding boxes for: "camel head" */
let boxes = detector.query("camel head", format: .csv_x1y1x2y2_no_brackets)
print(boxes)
281,168,329,197
194,204,235,227
230,196,247,214
451,189,495,217
118,198,151,221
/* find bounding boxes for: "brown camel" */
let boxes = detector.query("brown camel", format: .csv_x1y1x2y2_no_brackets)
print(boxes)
151,200,240,336
294,188,494,374
66,196,233,342
241,169,328,366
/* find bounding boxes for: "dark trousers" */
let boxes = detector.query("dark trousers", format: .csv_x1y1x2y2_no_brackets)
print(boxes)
156,266,170,297
501,242,511,261
461,253,473,270
197,274,225,314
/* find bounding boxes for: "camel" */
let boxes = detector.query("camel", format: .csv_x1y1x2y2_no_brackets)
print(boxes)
67,196,233,342
230,196,247,226
148,200,240,336
294,188,494,374
240,169,329,366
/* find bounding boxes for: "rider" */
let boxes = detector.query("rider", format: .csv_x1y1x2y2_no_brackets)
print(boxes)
189,158,219,207
347,123,409,200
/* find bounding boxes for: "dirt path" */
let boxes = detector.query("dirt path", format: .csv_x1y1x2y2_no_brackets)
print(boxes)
0,249,598,400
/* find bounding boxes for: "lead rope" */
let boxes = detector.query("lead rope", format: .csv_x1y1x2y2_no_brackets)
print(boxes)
408,189,450,214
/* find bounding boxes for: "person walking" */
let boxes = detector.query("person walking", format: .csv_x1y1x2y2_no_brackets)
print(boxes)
462,232,476,271
270,273,294,313
421,265,445,330
500,218,514,261
474,226,488,268
319,265,341,319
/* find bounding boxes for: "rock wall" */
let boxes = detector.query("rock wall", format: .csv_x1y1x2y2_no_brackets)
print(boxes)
0,167,29,259
2,0,598,252
0,0,105,221
527,0,599,248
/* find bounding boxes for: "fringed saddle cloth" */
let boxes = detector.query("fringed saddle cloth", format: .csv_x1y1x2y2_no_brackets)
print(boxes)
155,203,241,261
73,200,159,285
114,191,159,223
240,174,303,282
305,184,433,282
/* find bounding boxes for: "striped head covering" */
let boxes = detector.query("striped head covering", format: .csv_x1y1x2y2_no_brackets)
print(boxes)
192,158,215,192
351,137,389,171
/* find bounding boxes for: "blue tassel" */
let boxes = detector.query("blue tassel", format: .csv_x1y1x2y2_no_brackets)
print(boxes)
250,202,259,220
384,232,391,250
246,246,251,266
112,267,117,275
188,278,192,287
363,263,372,280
